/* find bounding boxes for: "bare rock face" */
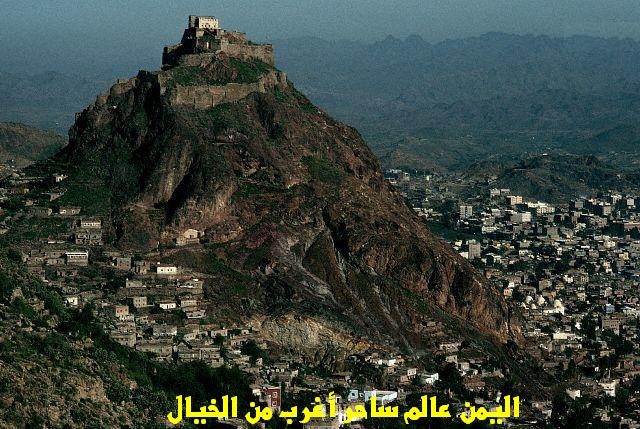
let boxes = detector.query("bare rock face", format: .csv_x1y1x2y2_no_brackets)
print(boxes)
256,314,372,371
61,29,521,356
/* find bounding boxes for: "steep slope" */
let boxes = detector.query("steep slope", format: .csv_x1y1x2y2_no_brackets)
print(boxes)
0,249,254,428
56,26,520,356
0,122,65,167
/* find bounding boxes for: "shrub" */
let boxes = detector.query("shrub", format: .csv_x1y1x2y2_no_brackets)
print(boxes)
302,156,344,188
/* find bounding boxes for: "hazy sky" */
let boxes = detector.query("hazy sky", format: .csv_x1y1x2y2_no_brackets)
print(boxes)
1,0,639,76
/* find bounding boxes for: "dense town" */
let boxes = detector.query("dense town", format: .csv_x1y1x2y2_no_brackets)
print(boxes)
0,164,638,428
387,167,640,426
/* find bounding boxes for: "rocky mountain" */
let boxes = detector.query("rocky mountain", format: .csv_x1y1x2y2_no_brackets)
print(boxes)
0,122,65,167
0,20,557,428
52,24,520,358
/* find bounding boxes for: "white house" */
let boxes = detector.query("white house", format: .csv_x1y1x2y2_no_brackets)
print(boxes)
156,264,178,275
364,390,397,406
157,301,177,310
420,372,439,386
64,295,79,307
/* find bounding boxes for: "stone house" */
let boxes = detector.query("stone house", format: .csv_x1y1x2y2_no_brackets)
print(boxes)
113,305,129,318
133,260,150,274
125,278,145,288
178,296,197,308
74,230,102,245
115,257,132,270
157,300,177,310
152,324,178,337
130,296,147,308
29,206,52,217
136,340,173,359
186,309,206,319
175,228,202,246
176,344,200,362
112,332,137,348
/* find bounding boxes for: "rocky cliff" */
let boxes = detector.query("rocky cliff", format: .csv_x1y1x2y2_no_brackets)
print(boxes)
60,25,521,356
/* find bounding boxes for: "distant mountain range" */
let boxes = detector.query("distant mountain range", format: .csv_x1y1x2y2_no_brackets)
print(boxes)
274,32,640,169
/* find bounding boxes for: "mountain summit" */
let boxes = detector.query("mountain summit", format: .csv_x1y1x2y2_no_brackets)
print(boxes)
61,16,520,358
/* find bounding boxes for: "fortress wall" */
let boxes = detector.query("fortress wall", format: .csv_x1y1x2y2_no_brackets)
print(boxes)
219,43,275,66
164,40,273,67
173,53,219,68
169,70,287,109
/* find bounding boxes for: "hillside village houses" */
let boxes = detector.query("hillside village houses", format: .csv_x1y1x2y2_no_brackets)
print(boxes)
2,165,520,424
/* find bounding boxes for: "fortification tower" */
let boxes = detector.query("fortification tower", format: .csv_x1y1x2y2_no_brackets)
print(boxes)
162,15,275,67
188,15,220,30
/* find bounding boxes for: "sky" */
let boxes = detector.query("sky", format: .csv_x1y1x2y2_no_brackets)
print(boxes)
1,0,639,77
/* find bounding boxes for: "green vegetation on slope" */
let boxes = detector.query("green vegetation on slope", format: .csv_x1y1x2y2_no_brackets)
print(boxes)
302,156,345,188
0,243,254,427
171,59,273,86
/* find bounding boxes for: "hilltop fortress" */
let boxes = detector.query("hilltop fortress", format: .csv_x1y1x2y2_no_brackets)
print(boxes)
91,16,287,112
162,15,275,67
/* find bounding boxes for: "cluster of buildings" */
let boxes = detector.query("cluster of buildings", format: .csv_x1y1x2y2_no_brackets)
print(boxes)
388,168,640,425
4,159,638,425
0,165,556,427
